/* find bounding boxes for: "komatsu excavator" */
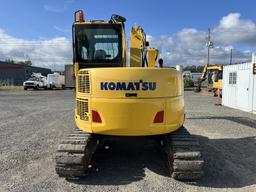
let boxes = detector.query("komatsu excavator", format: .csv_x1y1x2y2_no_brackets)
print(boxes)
195,64,223,96
55,10,204,181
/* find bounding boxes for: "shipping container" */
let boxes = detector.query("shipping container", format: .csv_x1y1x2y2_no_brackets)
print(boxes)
222,53,256,113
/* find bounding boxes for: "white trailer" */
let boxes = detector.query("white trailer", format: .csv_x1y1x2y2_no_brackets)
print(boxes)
222,53,256,113
47,73,65,89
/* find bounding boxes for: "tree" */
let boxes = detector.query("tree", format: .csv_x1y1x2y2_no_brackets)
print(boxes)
196,65,204,73
5,59,15,64
24,60,32,66
17,60,32,66
4,58,32,66
183,65,205,73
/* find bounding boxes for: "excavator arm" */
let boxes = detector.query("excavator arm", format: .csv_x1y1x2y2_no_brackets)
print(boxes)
130,25,147,67
130,25,161,68
199,64,209,81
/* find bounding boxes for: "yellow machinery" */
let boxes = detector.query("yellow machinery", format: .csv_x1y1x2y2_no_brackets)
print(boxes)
56,10,203,181
195,64,223,96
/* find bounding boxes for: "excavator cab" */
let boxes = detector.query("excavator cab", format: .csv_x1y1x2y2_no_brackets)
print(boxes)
72,11,126,69
73,24,123,67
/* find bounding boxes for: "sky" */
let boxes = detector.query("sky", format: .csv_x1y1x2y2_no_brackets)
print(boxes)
1,0,256,70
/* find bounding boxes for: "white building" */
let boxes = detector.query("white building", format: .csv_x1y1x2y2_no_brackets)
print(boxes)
222,54,256,113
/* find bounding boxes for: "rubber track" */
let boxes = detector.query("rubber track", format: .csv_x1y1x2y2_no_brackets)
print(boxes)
55,127,98,178
166,127,204,181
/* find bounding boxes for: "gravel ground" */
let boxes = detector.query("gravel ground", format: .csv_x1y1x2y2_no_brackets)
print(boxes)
0,89,256,192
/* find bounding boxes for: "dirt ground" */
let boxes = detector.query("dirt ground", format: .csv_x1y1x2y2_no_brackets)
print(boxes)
0,89,255,192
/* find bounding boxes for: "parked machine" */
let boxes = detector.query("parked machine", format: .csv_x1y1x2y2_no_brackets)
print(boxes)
55,10,204,181
47,73,65,89
195,64,223,96
23,73,47,90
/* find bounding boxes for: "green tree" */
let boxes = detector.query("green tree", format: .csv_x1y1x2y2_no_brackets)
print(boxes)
17,60,32,66
5,59,15,64
183,65,205,73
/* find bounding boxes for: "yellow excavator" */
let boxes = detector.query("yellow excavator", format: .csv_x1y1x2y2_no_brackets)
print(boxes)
55,10,204,181
195,64,223,96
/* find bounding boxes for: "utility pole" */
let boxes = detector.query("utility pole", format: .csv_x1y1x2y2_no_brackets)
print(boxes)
207,28,213,65
230,48,233,65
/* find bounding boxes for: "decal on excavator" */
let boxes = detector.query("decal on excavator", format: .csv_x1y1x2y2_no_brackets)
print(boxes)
100,80,157,91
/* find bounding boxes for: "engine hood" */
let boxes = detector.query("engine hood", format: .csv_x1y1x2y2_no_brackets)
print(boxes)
77,67,183,99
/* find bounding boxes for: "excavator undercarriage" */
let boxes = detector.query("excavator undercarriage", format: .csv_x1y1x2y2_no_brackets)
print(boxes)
56,127,100,177
56,127,203,181
163,127,203,180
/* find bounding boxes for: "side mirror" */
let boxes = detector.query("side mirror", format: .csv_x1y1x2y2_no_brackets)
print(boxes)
146,41,149,47
111,14,126,23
